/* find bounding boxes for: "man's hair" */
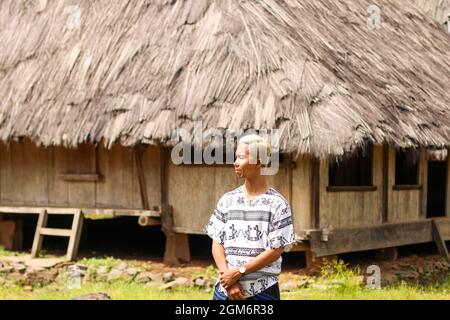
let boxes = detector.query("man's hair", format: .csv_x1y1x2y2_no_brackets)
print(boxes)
237,134,271,165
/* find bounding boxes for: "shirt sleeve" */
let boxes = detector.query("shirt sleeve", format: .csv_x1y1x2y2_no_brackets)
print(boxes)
267,199,296,251
204,198,227,246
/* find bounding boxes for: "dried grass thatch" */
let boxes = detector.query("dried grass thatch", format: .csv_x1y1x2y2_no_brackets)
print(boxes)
0,0,449,158
409,0,449,23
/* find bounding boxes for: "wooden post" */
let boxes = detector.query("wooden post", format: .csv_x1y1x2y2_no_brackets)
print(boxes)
286,154,293,205
31,209,48,258
382,145,389,223
161,204,191,266
446,148,450,217
432,219,449,260
160,147,190,266
419,148,428,219
12,218,23,251
311,158,320,229
66,210,84,261
135,145,150,210
0,219,23,251
381,144,390,223
375,247,398,261
304,246,338,271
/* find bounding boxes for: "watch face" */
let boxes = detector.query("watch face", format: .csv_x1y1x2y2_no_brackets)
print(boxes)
239,267,246,274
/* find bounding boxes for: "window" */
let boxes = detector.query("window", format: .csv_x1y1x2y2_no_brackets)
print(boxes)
61,143,100,181
395,149,419,186
329,147,373,188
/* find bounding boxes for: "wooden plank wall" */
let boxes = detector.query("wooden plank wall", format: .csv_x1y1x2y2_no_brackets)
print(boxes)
386,148,423,223
167,164,239,234
0,139,49,206
168,156,313,235
291,156,312,235
2,139,440,235
0,140,160,209
95,144,160,209
319,146,383,228
64,144,96,206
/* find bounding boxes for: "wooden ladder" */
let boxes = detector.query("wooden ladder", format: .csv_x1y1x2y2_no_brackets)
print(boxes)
31,209,84,261
432,219,450,261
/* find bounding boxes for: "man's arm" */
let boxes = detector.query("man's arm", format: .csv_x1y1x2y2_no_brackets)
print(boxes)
211,240,228,272
219,247,284,289
212,240,246,300
243,247,284,274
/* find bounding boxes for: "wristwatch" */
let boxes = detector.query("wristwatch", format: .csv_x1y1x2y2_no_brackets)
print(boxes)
238,266,247,276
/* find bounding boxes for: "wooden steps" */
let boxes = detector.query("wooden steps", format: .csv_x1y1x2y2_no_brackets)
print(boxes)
31,209,84,261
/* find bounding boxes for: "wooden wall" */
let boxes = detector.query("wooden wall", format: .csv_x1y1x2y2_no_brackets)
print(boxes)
3,139,443,237
168,156,313,235
386,148,425,223
290,156,312,235
319,146,384,228
0,139,160,209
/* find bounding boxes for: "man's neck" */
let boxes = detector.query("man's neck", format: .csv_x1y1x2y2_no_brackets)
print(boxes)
244,176,269,197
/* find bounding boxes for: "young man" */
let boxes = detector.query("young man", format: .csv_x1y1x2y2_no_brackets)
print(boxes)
204,134,295,300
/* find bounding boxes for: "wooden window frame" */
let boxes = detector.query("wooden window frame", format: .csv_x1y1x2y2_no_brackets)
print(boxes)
327,146,375,191
394,148,420,189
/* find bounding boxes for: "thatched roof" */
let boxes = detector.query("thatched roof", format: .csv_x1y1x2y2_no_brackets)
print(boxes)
0,0,449,157
409,0,449,23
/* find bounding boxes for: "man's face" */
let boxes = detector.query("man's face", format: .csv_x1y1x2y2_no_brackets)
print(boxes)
234,144,261,179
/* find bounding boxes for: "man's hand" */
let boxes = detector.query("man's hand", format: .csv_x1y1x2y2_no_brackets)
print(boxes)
226,283,245,300
219,268,241,289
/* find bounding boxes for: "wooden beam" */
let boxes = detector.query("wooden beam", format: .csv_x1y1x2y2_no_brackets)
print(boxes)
419,149,428,219
138,216,161,227
60,174,101,182
159,147,190,266
67,210,84,261
31,209,48,258
134,145,150,210
0,220,22,250
287,154,293,205
309,218,450,257
382,145,389,223
326,186,377,192
311,158,320,229
446,148,450,218
392,185,422,191
0,206,160,217
160,147,168,205
160,204,191,266
375,247,398,261
40,228,72,237
432,219,449,260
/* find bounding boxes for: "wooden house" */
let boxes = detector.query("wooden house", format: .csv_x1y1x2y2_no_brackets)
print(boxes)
0,0,449,266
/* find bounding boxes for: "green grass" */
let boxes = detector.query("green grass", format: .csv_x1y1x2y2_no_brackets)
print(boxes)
0,281,211,300
283,277,450,300
284,259,450,300
1,256,449,300
191,265,218,280
0,246,28,257
1,277,448,300
78,256,124,269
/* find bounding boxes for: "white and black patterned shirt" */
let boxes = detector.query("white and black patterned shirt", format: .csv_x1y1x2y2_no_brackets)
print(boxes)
204,185,296,298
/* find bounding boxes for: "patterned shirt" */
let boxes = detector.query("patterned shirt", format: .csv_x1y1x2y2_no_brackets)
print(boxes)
204,185,296,298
